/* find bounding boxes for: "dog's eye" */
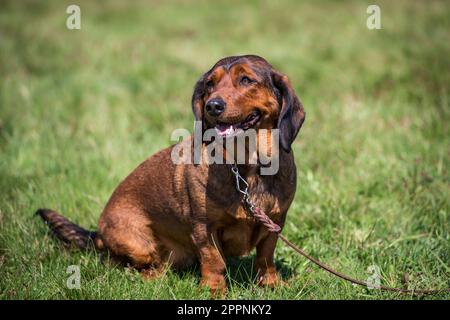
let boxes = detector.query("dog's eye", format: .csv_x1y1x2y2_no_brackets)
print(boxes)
240,76,254,86
205,80,214,90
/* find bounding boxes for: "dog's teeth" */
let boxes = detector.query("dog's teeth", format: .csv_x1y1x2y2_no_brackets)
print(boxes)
215,124,237,137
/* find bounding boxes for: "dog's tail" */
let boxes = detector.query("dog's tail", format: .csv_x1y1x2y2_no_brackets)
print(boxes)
36,208,102,250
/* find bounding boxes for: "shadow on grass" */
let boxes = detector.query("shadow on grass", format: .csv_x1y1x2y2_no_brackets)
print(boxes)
226,256,294,287
173,255,294,288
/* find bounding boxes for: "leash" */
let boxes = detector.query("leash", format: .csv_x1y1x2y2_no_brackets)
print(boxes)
231,164,450,295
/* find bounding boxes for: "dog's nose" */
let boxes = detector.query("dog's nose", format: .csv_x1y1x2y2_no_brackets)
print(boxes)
205,98,226,117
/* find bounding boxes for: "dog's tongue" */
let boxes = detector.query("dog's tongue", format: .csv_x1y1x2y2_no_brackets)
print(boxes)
215,124,235,137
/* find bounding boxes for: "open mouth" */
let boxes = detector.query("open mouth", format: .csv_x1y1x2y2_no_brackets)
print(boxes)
214,110,261,137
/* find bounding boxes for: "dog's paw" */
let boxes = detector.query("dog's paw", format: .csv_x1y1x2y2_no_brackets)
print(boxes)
256,270,280,288
200,275,227,297
140,266,165,280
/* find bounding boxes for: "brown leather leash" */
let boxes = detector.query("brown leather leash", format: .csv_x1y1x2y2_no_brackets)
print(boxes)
231,164,450,295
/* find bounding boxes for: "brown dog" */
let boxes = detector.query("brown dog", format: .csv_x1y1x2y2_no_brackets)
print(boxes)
37,55,305,294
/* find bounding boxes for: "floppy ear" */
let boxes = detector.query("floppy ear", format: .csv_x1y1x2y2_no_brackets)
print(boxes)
272,71,306,152
192,76,205,124
191,74,207,164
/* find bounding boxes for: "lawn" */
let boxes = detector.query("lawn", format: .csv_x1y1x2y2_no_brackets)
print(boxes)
0,0,449,299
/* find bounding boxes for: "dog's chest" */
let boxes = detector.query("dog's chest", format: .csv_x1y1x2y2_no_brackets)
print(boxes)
218,176,287,256
208,172,282,218
199,162,296,256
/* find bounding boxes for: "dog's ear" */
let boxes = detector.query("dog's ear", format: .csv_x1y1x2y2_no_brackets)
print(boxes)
191,73,208,164
271,70,306,152
191,74,206,126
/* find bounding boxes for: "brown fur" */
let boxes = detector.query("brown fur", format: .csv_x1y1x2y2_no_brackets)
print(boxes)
37,55,305,294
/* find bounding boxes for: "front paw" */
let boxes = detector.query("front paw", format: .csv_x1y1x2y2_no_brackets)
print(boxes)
256,269,280,288
200,274,227,296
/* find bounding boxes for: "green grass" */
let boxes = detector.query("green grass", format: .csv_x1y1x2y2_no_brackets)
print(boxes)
1,0,449,300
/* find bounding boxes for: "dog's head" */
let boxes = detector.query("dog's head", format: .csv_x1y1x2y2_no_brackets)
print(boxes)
192,55,305,152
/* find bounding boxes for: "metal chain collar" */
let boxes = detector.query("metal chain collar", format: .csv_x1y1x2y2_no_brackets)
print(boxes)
231,164,255,213
230,164,282,233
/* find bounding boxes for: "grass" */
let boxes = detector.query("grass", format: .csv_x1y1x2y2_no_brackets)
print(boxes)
0,0,449,300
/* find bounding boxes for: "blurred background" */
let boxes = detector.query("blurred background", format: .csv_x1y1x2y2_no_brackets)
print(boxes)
0,0,449,299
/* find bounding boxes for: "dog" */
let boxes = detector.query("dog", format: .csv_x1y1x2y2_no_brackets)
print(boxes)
37,55,305,294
